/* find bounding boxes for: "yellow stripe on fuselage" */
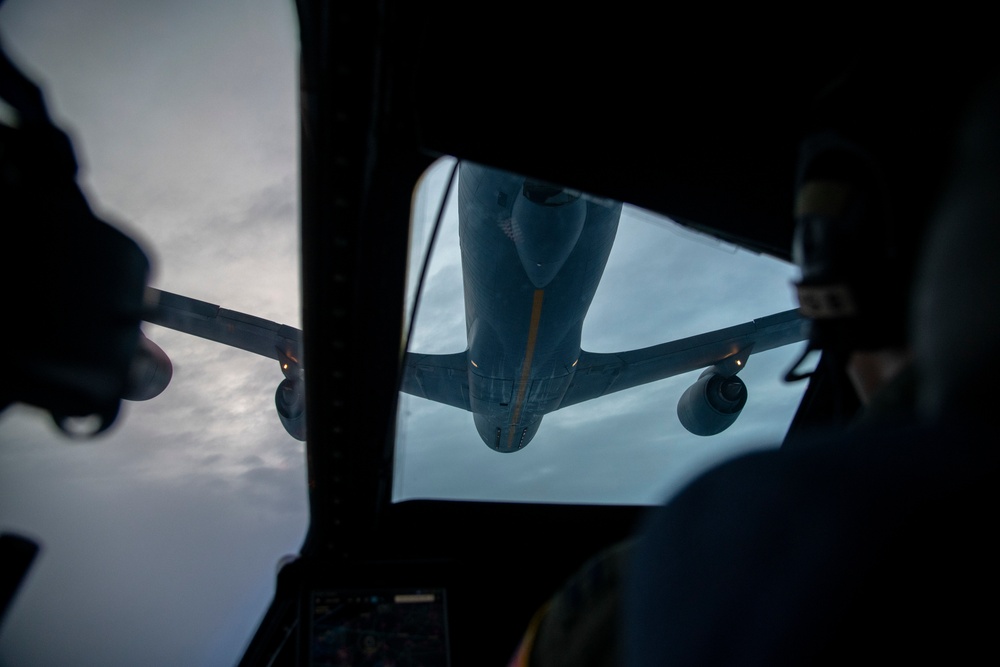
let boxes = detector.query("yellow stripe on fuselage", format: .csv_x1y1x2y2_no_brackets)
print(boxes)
507,289,545,449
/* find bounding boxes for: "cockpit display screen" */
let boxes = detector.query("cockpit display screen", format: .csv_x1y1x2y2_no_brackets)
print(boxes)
307,588,450,666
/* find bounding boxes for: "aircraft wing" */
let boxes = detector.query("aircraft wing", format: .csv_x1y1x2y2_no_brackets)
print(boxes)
144,287,471,412
559,309,807,409
142,288,804,418
143,288,303,368
399,351,472,412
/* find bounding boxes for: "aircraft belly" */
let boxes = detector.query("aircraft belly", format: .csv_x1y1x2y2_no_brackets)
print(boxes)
460,170,620,373
469,375,514,411
457,162,623,449
469,372,572,415
525,375,573,415
458,162,621,352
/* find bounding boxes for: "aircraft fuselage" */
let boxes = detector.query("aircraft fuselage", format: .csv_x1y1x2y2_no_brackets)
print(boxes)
458,163,622,452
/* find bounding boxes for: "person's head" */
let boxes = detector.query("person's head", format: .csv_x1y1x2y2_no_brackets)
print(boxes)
793,130,915,402
791,130,919,405
789,52,970,406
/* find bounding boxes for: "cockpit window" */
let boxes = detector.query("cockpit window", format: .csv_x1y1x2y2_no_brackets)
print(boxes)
395,157,809,504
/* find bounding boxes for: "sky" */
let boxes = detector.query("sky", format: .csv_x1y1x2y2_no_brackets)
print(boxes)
0,1,807,665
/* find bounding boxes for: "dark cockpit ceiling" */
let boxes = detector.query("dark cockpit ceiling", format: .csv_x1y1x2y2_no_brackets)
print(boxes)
399,10,990,260
403,15,893,260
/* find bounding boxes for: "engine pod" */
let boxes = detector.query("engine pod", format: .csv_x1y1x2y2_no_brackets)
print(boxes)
676,368,748,436
275,377,306,441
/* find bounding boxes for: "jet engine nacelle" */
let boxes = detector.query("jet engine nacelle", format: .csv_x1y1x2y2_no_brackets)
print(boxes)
676,368,748,436
123,332,173,401
275,377,306,441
